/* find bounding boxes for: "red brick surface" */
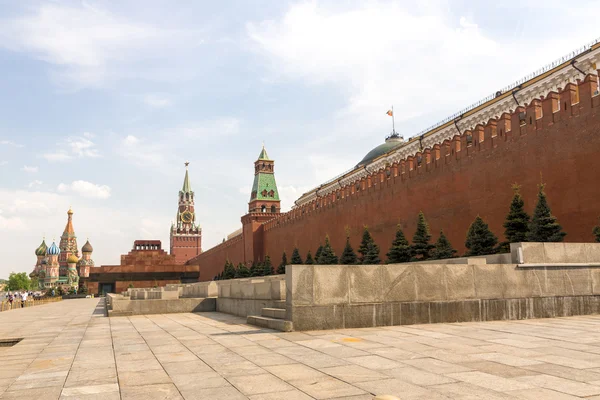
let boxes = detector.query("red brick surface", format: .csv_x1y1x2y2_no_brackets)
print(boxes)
191,77,600,281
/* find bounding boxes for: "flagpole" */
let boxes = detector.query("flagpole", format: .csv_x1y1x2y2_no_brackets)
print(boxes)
392,105,395,135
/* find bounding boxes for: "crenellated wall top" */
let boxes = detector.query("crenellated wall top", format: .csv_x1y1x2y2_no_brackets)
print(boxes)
294,38,600,206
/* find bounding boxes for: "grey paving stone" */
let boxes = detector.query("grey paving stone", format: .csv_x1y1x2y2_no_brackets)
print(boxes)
228,373,294,395
179,385,248,400
289,376,366,399
447,371,534,392
6,299,600,400
121,383,183,400
514,373,600,397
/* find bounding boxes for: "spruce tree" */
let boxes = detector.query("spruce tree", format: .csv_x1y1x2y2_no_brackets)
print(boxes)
358,227,379,264
317,236,338,264
363,241,381,264
291,247,303,264
431,230,457,260
527,183,566,242
499,184,530,252
262,255,274,276
277,252,288,274
465,216,498,256
386,224,412,263
340,236,358,264
237,262,250,278
249,262,261,277
411,211,434,260
305,250,315,265
593,218,600,243
223,260,236,280
315,244,323,261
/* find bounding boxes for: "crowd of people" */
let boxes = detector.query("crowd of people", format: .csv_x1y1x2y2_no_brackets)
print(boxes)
4,290,41,308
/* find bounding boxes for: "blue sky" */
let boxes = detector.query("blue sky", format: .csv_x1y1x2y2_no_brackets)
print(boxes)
0,0,598,278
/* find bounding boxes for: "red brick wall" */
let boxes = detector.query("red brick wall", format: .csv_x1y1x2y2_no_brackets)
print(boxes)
191,76,600,281
263,79,600,262
188,234,245,281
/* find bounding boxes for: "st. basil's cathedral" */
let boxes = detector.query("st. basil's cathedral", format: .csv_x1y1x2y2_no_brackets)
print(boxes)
30,208,95,291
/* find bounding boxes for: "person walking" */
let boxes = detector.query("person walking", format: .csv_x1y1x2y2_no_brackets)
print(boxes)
21,291,28,308
8,293,13,308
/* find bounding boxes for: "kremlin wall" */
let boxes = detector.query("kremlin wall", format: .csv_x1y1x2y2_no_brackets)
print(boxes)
32,40,600,293
187,41,600,282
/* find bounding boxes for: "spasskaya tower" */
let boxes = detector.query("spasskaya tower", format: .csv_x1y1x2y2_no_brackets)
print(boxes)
170,162,202,264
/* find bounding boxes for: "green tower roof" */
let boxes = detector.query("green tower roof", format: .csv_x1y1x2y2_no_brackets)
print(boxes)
258,146,270,160
251,173,280,201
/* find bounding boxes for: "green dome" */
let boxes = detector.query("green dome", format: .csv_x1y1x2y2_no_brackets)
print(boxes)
35,240,47,256
357,136,404,167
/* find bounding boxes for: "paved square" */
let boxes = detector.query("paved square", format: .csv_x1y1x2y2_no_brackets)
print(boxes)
2,298,600,399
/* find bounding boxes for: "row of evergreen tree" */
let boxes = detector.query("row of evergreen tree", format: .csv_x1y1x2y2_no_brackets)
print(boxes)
214,183,600,280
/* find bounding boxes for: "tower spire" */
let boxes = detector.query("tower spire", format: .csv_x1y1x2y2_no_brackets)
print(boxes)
182,161,192,192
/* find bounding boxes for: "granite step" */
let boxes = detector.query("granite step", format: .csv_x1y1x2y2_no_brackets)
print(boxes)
261,307,286,319
272,300,286,310
247,315,293,332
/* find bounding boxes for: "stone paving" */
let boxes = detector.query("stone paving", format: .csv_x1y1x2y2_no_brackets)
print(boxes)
3,299,600,399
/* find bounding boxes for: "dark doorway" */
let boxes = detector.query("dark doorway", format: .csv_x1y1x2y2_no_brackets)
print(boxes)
100,283,115,296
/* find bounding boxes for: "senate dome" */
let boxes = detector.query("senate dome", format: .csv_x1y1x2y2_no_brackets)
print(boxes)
356,134,404,167
34,239,47,256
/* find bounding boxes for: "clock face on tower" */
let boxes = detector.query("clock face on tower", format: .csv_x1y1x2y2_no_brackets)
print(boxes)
181,211,193,223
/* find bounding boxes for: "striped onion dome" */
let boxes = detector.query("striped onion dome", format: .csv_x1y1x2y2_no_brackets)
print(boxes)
47,241,61,256
67,254,79,264
35,239,47,256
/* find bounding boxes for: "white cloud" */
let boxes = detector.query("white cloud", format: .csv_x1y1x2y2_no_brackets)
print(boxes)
0,161,7,166
42,150,73,162
123,135,139,146
67,135,100,157
247,2,600,143
42,134,100,162
0,3,203,88
28,180,43,188
57,180,111,199
247,2,499,133
143,94,172,108
0,140,23,148
21,165,38,173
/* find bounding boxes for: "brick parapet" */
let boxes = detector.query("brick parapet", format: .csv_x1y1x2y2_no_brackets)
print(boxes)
263,75,599,233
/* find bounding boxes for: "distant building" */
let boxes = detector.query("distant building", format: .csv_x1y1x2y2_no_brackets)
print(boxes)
30,208,94,292
85,240,199,295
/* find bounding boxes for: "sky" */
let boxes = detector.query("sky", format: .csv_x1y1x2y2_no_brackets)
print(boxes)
0,0,598,278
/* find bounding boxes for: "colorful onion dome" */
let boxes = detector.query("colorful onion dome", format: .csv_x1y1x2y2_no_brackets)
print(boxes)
47,241,61,256
67,254,79,264
35,239,48,256
82,240,93,253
